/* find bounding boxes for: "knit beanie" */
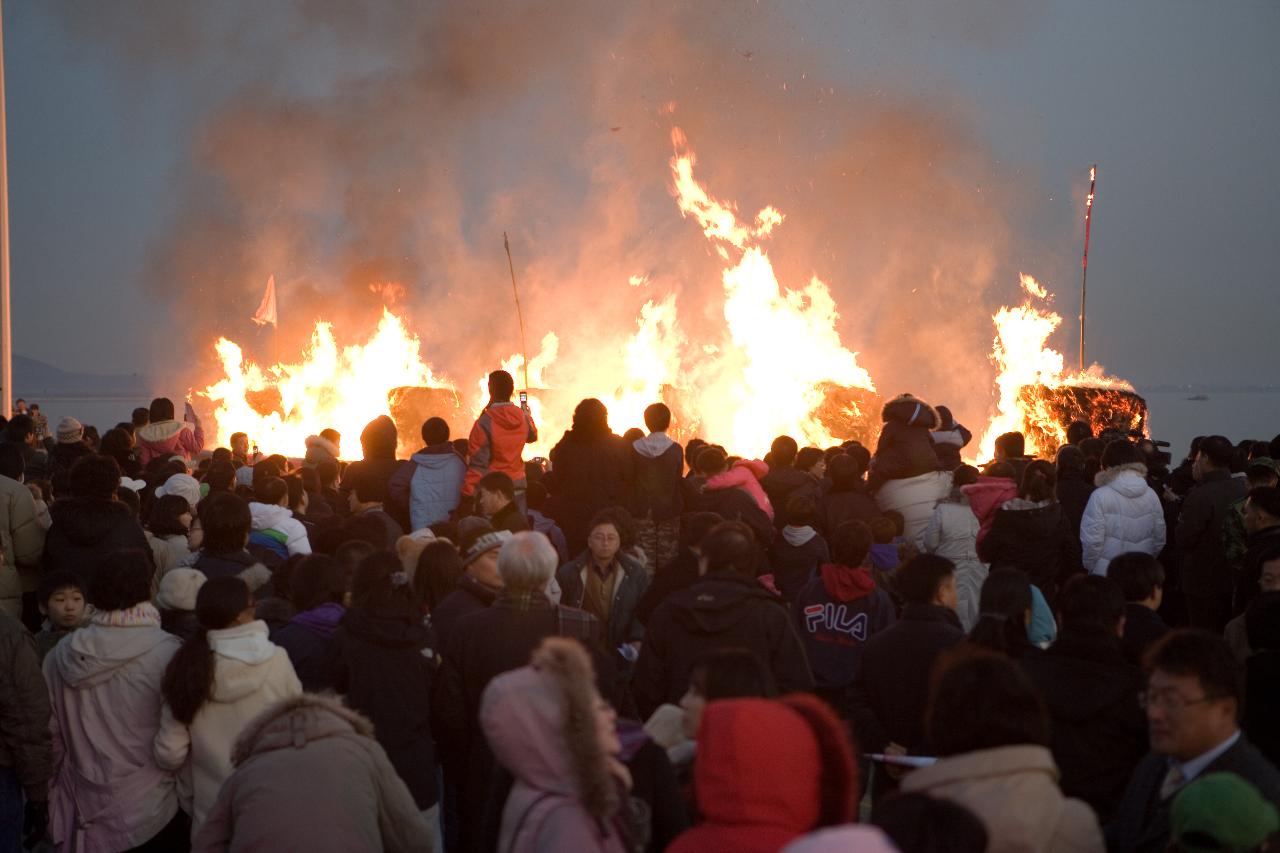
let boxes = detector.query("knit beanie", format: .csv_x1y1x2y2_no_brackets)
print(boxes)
155,568,207,612
57,417,84,444
462,529,512,568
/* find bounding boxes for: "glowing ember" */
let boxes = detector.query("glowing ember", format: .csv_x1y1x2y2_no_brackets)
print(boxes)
975,274,1140,461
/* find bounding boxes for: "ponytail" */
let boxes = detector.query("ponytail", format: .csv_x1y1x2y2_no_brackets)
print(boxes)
161,576,251,725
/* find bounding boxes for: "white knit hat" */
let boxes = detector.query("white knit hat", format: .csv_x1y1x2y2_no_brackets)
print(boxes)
155,568,206,612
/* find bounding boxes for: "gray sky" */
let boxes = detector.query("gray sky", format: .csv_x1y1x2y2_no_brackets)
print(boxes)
5,0,1278,392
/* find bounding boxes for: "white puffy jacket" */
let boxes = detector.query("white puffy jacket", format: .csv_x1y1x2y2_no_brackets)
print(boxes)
248,502,312,556
1080,464,1166,576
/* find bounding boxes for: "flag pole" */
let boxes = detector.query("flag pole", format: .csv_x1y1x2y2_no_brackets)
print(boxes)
0,0,13,419
503,232,530,392
1080,165,1097,372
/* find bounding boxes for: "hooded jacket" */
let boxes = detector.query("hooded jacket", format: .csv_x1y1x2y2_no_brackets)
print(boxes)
770,526,831,601
922,493,987,631
871,394,942,483
154,621,302,834
980,499,1083,595
303,434,340,468
545,428,632,555
402,443,466,530
706,459,775,521
192,695,436,853
43,605,182,853
628,433,684,522
272,603,344,692
631,572,813,718
0,473,45,618
137,418,205,465
792,564,896,689
333,608,438,810
666,699,832,853
962,477,1020,546
248,501,312,557
930,406,973,472
1079,463,1166,576
1021,631,1147,825
481,648,629,853
464,401,537,496
147,531,192,581
42,498,149,587
901,745,1104,853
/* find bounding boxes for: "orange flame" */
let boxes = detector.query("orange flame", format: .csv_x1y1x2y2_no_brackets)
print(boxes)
975,274,1135,461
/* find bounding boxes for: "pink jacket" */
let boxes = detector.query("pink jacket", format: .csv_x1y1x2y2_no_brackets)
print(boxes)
705,460,775,521
137,419,205,465
43,605,181,853
961,478,1018,546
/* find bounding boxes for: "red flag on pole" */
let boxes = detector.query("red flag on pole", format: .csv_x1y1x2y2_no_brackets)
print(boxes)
252,275,277,327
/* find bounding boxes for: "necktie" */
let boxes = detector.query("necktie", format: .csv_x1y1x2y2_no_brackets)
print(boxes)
1160,764,1186,801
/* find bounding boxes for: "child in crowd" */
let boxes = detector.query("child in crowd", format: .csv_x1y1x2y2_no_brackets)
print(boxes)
34,570,88,661
868,514,907,574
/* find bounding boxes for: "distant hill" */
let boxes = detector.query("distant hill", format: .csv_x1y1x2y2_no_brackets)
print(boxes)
13,354,154,399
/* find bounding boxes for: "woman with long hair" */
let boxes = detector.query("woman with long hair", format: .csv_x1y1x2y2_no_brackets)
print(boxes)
967,568,1036,660
155,576,301,839
147,493,194,580
978,460,1083,602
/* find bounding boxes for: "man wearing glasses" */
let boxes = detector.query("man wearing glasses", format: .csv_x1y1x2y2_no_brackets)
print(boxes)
1108,630,1280,852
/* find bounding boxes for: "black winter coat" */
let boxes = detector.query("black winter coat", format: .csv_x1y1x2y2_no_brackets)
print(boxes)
272,611,342,693
820,487,880,537
760,466,819,529
631,571,813,718
979,501,1083,599
871,396,941,484
1108,737,1280,853
1121,603,1170,667
432,593,603,853
333,608,438,809
629,441,684,522
429,574,498,654
192,549,262,581
696,486,774,546
1245,651,1280,769
769,532,830,601
45,442,94,481
488,500,529,535
42,499,149,585
636,548,700,626
545,429,632,555
1177,469,1247,599
1021,631,1147,824
849,603,964,753
1056,474,1095,536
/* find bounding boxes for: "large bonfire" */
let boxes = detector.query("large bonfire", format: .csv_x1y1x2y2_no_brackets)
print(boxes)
202,129,1143,461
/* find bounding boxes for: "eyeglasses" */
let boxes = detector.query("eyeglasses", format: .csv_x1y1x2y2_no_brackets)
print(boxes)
1138,689,1223,712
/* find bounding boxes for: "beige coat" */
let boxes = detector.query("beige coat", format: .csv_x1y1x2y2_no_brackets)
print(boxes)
193,693,435,853
154,621,301,836
147,531,193,582
901,744,1104,853
0,474,45,617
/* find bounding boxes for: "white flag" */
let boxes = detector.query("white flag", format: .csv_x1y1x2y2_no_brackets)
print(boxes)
252,275,277,327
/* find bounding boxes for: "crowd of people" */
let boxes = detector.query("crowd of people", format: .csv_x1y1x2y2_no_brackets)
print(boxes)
0,376,1278,853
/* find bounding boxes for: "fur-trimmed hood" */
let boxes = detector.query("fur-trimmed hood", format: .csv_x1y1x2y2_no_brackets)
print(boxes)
881,394,940,430
231,693,376,768
1094,462,1149,493
481,637,621,821
304,434,340,459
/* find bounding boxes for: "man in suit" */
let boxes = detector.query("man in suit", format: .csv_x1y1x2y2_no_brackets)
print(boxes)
1108,629,1280,852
